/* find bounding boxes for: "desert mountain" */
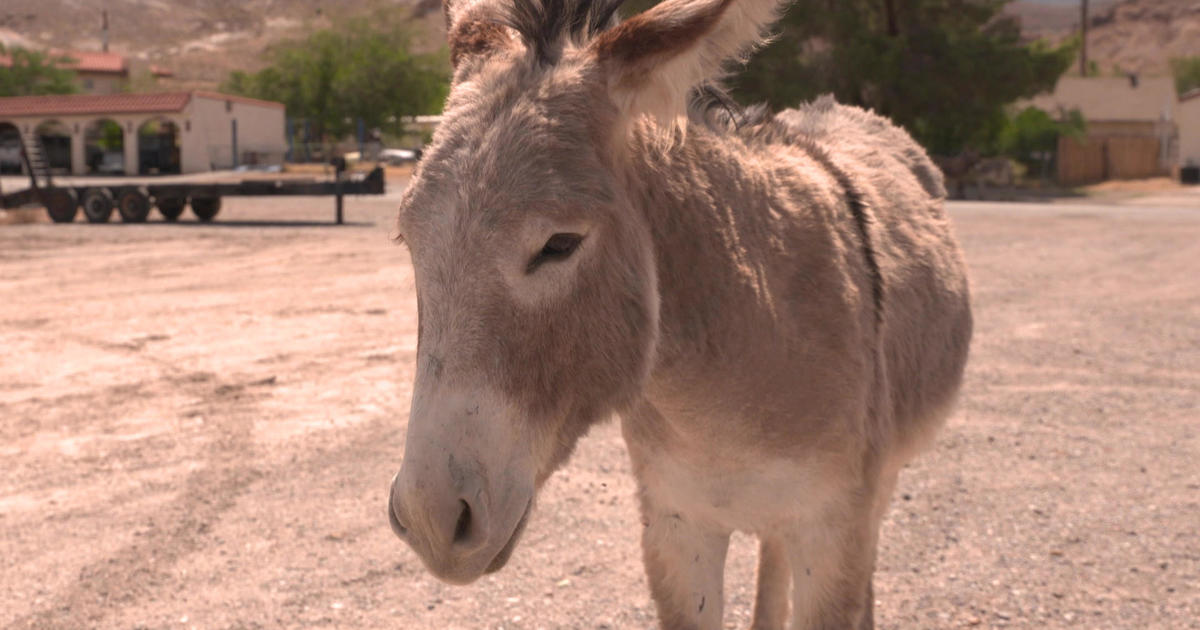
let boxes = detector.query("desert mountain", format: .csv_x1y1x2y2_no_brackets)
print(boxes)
0,0,444,89
1008,0,1200,77
2,0,1195,90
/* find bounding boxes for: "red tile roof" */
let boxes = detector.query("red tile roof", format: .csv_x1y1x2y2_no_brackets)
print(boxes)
57,51,128,75
0,91,286,118
0,92,190,117
0,50,129,75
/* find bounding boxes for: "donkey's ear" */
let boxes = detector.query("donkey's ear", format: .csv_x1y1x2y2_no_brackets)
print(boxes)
589,0,782,128
444,0,512,70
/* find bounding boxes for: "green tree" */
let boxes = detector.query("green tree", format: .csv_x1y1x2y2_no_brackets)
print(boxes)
1170,56,1200,96
0,44,79,97
92,120,124,151
728,0,1077,156
994,105,1084,177
221,12,449,141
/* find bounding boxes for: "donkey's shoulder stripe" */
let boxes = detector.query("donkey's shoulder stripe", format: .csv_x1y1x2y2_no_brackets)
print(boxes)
845,189,883,325
789,139,884,325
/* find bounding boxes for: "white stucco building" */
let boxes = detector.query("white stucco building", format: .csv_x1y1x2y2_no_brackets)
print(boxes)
1178,89,1200,170
0,91,286,176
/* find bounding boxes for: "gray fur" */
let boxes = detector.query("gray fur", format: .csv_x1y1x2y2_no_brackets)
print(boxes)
389,0,972,627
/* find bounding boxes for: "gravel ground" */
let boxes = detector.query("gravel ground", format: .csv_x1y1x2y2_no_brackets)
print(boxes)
0,189,1197,629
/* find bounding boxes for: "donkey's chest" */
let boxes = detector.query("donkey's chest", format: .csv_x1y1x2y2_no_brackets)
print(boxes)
627,436,844,533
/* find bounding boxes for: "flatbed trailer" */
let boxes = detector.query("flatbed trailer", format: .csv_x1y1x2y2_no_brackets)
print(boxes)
0,134,384,224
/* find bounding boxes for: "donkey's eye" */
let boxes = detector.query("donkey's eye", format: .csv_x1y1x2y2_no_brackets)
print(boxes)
527,233,584,273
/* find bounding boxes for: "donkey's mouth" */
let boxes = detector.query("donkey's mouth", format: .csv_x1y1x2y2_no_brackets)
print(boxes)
485,498,532,574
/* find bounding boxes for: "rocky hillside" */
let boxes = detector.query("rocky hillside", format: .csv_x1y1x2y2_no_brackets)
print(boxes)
0,0,445,89
2,0,1195,90
1085,0,1200,76
1008,0,1200,77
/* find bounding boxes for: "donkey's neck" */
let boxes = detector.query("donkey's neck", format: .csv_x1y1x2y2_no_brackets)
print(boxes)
620,124,831,409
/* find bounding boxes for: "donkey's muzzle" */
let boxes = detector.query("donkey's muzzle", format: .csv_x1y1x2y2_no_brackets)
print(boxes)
389,461,504,584
387,473,410,538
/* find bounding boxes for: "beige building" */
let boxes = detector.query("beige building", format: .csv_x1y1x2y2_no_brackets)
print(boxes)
1027,76,1178,185
1178,89,1200,170
0,91,286,175
59,50,129,95
0,49,171,95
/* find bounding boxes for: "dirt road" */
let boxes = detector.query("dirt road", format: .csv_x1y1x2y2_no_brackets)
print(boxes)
1,191,1197,629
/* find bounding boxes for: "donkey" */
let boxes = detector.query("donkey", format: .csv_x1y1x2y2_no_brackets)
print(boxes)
386,0,972,627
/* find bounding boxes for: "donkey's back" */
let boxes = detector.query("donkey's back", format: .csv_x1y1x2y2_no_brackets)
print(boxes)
764,95,948,202
743,95,972,456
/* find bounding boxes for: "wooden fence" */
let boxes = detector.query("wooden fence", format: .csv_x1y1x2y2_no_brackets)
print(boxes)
1058,135,1166,186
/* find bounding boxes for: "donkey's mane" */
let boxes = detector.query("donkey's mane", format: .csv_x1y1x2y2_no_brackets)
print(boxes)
493,0,784,137
495,0,628,64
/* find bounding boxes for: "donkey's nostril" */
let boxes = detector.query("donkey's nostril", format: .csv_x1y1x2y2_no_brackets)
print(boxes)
452,500,472,544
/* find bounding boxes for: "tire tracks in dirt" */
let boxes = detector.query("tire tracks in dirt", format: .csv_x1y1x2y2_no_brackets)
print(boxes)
5,368,270,629
4,327,409,629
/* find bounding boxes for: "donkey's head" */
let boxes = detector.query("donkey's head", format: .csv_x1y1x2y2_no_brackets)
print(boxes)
389,0,781,583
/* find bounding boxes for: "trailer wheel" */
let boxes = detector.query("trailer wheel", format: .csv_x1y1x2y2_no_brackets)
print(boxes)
81,188,115,224
156,196,186,222
44,189,78,223
191,196,221,222
117,190,151,223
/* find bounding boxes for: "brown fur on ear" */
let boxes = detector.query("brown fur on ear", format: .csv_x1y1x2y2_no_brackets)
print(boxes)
591,0,734,84
449,19,511,68
588,0,784,131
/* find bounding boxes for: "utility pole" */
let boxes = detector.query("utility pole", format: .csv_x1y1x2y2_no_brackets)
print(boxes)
1080,0,1089,76
102,9,109,53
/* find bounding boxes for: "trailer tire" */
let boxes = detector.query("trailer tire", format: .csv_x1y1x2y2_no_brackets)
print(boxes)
81,188,115,223
42,189,78,223
191,196,221,222
117,190,151,223
156,196,186,222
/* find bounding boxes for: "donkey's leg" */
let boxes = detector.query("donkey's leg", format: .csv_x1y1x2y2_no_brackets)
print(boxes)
751,536,791,630
787,484,886,630
638,496,730,630
622,405,731,630
859,581,875,630
852,465,901,630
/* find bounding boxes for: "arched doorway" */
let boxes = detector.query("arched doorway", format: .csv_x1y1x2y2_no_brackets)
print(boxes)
0,122,21,175
137,118,181,175
35,120,72,174
84,119,125,175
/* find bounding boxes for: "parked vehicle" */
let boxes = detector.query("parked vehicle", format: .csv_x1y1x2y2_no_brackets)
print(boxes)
2,136,385,224
380,148,420,165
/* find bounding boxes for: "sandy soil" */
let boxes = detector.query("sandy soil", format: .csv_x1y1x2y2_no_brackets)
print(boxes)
1,191,1197,630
